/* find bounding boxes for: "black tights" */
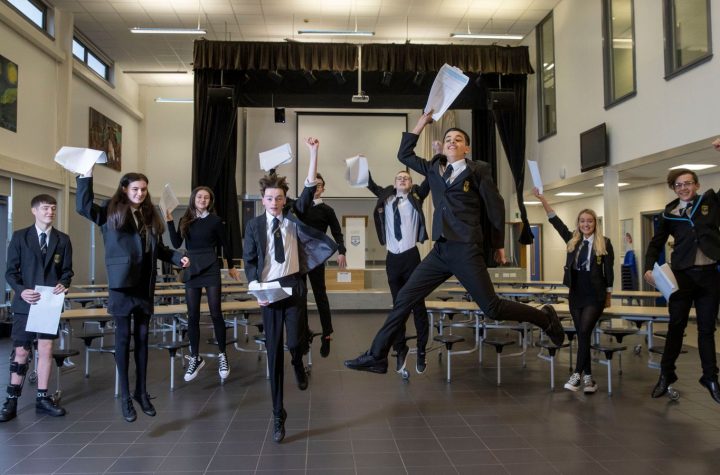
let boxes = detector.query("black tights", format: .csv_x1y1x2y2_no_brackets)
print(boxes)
113,312,150,399
571,304,603,375
186,286,226,356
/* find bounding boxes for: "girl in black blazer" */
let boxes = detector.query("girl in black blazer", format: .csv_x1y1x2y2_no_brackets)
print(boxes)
534,188,614,394
76,168,189,422
166,186,240,382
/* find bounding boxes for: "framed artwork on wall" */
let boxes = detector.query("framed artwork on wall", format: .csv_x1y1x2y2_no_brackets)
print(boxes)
89,107,122,171
0,55,18,133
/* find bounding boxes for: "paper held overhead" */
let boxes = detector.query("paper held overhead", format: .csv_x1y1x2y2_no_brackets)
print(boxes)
259,143,293,171
54,147,107,174
344,155,369,187
527,160,543,194
159,183,180,216
424,64,469,121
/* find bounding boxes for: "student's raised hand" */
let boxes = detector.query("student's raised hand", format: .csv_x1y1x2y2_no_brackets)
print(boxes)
337,254,347,269
165,210,173,222
412,111,434,134
432,140,443,155
180,256,190,268
53,284,67,295
21,289,41,304
81,164,94,178
304,137,320,152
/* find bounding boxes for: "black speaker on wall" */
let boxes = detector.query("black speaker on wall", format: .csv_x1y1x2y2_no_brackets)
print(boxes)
274,107,286,123
487,90,515,110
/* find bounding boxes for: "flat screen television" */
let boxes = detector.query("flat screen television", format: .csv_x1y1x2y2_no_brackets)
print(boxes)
580,123,608,172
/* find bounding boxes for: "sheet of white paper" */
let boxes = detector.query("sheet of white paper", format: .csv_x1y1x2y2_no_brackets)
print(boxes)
53,147,107,174
652,262,678,300
336,271,352,283
26,286,65,334
159,184,180,216
527,160,543,194
424,64,470,121
259,143,293,171
344,155,369,187
248,281,292,303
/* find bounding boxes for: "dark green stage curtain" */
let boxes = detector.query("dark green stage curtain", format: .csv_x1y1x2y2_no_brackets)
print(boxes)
192,70,242,259
492,75,534,245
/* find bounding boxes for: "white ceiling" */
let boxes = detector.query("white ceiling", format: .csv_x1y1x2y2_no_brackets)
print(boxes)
48,0,561,85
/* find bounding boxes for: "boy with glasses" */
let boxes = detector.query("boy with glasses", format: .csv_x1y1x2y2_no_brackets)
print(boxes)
645,169,720,403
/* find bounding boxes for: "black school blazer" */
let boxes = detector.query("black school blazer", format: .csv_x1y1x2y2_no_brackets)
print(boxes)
76,176,183,294
548,215,614,305
367,172,430,245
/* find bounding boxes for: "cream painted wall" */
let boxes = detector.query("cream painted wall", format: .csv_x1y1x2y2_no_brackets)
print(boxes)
139,85,194,199
525,0,720,187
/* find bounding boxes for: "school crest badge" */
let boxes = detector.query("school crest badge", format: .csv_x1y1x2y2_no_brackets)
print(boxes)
701,204,709,215
53,254,61,264
463,180,470,192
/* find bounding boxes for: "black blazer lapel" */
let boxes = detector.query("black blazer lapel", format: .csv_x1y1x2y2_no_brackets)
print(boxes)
25,227,43,263
257,216,268,260
43,231,60,271
448,166,471,190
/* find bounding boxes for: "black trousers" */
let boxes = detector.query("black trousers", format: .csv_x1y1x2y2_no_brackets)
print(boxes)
113,310,151,399
262,274,308,416
387,247,429,354
371,240,550,358
307,263,333,336
662,266,719,380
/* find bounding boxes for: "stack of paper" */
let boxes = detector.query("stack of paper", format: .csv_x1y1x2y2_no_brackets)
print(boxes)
53,147,107,174
248,281,292,303
159,184,180,217
527,160,543,194
26,286,65,334
344,155,369,187
652,263,678,300
424,64,470,121
259,143,293,171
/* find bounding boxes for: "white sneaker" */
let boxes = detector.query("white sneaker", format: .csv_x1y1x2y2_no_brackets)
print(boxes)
583,375,598,394
564,372,581,392
218,352,230,379
184,355,205,382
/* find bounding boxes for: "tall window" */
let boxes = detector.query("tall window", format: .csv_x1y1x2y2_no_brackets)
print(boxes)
536,12,556,140
663,0,713,79
603,0,636,107
5,0,48,32
72,34,113,83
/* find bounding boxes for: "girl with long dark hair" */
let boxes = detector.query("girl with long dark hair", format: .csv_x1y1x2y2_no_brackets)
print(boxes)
76,168,189,422
166,186,240,382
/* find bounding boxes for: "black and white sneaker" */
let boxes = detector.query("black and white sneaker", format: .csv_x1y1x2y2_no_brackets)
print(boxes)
184,355,205,382
583,375,598,394
218,352,230,379
564,372,581,392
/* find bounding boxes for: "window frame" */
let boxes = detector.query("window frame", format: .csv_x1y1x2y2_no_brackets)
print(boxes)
535,11,557,141
72,30,114,84
602,0,637,108
3,0,53,37
663,0,713,80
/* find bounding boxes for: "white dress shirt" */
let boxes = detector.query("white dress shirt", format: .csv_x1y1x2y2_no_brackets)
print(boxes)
443,158,468,185
261,211,300,282
384,192,420,255
35,226,52,246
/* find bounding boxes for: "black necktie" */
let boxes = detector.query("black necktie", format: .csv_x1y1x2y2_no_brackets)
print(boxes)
392,197,403,241
682,201,693,216
442,163,453,185
40,232,47,260
576,239,590,270
271,217,285,263
134,210,147,249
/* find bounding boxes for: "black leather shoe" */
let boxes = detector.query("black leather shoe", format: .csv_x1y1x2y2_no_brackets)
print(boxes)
36,397,66,417
699,377,720,404
122,398,137,422
294,365,309,391
273,409,287,443
416,353,427,375
133,392,157,416
0,398,17,423
541,305,565,347
320,336,331,358
651,373,677,398
396,345,409,373
344,351,388,374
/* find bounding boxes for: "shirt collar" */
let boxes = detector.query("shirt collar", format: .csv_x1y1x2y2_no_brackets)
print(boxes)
446,158,467,173
395,191,408,199
313,198,323,206
582,234,595,245
266,211,283,225
196,210,210,219
35,225,52,237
